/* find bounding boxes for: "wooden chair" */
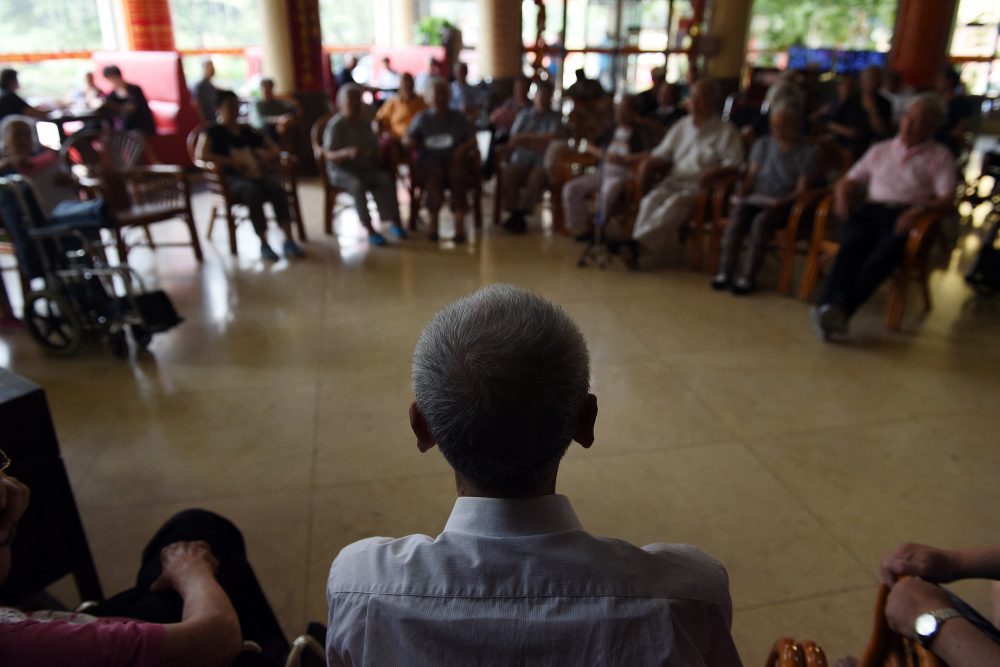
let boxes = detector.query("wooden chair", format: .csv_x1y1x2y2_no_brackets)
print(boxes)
856,585,946,667
186,125,306,256
0,225,27,321
797,194,949,331
493,133,560,231
61,130,203,263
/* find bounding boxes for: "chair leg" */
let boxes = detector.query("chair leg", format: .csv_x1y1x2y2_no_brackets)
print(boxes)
777,231,797,296
226,207,239,256
474,189,483,230
706,222,724,276
144,226,156,249
0,270,14,320
409,186,420,232
186,207,204,262
885,270,908,332
292,192,307,242
115,227,129,264
798,248,821,302
323,187,334,236
493,171,503,226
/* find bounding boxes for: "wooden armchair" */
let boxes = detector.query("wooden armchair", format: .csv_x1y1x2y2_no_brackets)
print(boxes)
797,194,948,331
0,224,27,322
310,112,345,236
186,125,306,256
492,133,559,229
61,130,202,263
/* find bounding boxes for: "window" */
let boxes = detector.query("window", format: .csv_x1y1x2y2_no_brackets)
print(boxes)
950,0,1000,95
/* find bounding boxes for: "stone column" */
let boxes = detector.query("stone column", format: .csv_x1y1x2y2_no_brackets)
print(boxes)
889,0,958,89
262,0,328,173
704,0,752,95
393,0,415,47
479,0,523,79
121,0,175,51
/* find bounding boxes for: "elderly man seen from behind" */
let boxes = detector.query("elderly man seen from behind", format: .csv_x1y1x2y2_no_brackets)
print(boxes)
323,84,404,246
326,284,742,666
627,78,744,268
813,94,955,340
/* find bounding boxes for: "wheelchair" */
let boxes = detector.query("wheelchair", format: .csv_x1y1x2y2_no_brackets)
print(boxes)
0,174,181,357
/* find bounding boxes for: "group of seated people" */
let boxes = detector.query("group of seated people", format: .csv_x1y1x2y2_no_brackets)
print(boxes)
3,284,1000,666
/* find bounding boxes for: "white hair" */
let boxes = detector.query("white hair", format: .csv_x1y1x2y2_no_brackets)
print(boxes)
412,284,591,494
907,92,945,128
336,83,362,109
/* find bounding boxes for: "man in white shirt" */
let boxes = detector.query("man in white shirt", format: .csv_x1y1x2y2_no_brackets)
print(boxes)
326,284,742,666
629,78,745,268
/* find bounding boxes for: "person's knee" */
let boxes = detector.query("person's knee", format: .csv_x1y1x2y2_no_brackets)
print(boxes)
160,509,246,553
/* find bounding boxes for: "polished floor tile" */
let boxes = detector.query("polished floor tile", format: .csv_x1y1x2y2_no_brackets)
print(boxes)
2,178,999,662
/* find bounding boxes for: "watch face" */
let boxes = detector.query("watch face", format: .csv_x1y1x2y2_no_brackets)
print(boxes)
916,613,938,638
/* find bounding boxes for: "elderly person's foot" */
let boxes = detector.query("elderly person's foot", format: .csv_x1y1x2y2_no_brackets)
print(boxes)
730,276,754,296
812,303,848,341
711,273,730,290
261,243,280,262
502,211,527,234
283,240,306,259
368,232,388,247
390,224,408,239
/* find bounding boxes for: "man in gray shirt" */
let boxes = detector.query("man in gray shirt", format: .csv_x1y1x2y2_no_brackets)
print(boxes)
713,101,818,295
500,80,564,233
326,284,742,667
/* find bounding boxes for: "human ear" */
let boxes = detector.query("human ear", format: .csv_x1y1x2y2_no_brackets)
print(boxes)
573,394,598,449
409,402,437,453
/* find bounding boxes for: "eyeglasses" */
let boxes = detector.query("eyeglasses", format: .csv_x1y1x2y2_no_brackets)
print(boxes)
0,449,9,474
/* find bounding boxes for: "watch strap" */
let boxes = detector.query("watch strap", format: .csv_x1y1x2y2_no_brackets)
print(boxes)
917,608,962,647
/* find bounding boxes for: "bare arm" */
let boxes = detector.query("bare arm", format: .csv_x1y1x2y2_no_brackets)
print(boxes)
881,543,1000,585
155,542,242,667
886,577,1000,667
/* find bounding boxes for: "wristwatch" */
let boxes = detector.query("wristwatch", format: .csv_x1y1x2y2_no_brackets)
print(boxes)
915,608,961,648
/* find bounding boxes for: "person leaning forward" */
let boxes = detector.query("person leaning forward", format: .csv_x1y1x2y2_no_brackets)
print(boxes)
326,283,742,666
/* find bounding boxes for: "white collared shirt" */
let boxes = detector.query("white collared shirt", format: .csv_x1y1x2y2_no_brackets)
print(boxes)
651,115,745,182
327,495,742,666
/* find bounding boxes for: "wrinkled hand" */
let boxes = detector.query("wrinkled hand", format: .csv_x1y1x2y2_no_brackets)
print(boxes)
150,541,219,594
885,577,954,638
880,542,961,585
0,475,30,543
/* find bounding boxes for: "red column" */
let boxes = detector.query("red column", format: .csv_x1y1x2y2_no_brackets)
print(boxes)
889,0,958,89
286,0,325,92
122,0,176,51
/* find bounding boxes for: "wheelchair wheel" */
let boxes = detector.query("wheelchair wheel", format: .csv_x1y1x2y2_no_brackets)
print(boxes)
24,291,83,356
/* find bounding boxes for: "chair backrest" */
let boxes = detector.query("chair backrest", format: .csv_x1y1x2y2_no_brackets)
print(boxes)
813,139,854,185
310,112,334,176
60,130,152,176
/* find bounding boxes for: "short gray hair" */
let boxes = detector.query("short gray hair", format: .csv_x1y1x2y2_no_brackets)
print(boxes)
337,83,362,109
412,284,591,495
907,92,945,128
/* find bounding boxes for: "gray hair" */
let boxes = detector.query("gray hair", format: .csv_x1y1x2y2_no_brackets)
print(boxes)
337,83,362,109
770,97,804,119
907,92,945,128
0,115,38,151
412,284,591,495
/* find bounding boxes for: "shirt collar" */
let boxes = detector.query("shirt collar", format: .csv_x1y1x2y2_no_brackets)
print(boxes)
891,136,936,159
443,494,584,537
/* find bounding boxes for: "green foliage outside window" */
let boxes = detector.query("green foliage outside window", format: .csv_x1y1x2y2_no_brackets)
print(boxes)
749,0,897,52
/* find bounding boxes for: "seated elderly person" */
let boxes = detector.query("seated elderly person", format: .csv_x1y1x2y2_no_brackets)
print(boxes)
482,77,530,180
323,84,404,246
651,81,687,130
637,66,667,118
0,117,79,216
406,79,476,243
0,473,288,667
196,90,305,262
326,284,741,665
249,78,296,144
627,78,744,269
374,73,427,171
499,80,564,234
712,101,818,295
814,67,891,160
448,62,480,118
813,94,955,340
561,95,658,238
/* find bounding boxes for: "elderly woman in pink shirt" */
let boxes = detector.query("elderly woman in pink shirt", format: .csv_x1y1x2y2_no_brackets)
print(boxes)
813,94,956,340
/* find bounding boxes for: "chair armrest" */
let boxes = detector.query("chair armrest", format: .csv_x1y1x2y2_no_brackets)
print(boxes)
453,140,481,172
905,210,946,258
784,188,831,238
496,133,555,164
634,157,671,197
709,173,741,220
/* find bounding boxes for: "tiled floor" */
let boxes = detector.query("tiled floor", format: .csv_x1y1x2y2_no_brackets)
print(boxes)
2,176,999,665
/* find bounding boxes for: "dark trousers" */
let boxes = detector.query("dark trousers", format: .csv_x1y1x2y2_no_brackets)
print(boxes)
91,509,289,665
225,174,292,236
819,203,908,316
719,201,794,281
